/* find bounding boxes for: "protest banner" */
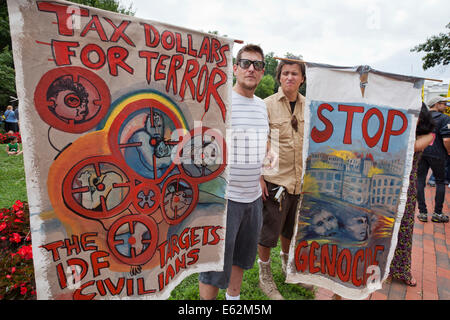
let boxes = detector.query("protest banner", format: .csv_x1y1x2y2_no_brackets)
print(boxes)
7,0,233,299
285,63,424,299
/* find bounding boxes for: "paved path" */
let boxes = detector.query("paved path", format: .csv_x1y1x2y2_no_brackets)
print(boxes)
315,185,450,300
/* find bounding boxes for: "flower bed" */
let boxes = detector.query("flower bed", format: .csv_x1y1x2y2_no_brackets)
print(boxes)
0,200,36,300
0,132,22,144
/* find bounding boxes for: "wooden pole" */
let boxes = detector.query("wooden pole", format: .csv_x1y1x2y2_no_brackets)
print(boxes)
273,56,443,83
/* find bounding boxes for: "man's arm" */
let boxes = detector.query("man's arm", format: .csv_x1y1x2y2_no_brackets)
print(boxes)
444,137,450,155
415,133,434,152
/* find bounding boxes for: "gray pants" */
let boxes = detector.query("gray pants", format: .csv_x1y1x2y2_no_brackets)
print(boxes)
198,198,263,289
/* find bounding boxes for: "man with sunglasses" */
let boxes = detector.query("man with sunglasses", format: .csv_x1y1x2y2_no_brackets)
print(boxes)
257,57,309,299
198,44,269,300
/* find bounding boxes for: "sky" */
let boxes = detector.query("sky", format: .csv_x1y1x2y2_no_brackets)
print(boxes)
119,0,450,83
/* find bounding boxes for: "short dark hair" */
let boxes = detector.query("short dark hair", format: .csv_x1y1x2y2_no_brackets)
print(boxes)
46,76,89,104
275,58,306,85
235,44,264,63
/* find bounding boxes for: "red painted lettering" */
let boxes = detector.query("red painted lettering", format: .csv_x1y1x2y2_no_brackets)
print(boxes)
37,1,89,36
382,110,407,152
338,105,364,144
311,103,334,143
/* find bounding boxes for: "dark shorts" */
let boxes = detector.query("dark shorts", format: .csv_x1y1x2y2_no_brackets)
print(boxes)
259,181,299,248
198,198,263,289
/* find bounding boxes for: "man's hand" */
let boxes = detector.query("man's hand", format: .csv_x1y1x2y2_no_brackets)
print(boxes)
262,149,278,176
260,176,268,201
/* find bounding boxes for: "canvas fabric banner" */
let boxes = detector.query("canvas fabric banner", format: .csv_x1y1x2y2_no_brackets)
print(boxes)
8,0,233,300
286,63,424,299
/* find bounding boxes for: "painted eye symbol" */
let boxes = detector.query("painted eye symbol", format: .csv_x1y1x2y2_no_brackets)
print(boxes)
64,93,81,108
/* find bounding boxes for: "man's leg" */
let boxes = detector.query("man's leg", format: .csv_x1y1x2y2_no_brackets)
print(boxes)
429,157,446,214
199,282,219,300
258,183,284,300
429,157,449,222
417,156,430,219
257,245,271,262
198,200,241,299
280,235,290,254
226,266,244,298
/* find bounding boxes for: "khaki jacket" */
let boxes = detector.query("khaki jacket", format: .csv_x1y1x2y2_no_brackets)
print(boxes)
263,87,305,194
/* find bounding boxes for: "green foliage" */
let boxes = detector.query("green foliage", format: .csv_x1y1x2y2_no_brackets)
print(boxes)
0,46,15,107
411,22,450,70
255,74,276,99
264,52,278,79
169,241,315,300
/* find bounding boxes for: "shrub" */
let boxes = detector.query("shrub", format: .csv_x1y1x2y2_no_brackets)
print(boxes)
0,131,22,144
0,200,36,300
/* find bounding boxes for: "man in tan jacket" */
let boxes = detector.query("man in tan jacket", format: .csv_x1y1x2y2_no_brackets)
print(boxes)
258,57,309,299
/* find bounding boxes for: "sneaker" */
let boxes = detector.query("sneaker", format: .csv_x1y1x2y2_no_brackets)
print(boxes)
417,212,428,222
431,212,449,223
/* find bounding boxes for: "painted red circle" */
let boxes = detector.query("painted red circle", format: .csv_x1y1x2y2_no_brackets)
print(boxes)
62,155,132,220
161,175,199,225
107,214,159,266
176,126,227,184
34,67,110,133
107,99,184,183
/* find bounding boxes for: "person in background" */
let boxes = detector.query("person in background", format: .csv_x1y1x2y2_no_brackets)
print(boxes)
417,96,450,223
6,135,23,156
4,105,19,133
198,44,270,300
390,102,436,286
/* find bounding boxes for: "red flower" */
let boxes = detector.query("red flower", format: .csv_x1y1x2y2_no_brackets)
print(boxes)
17,245,33,260
0,222,7,232
15,210,24,218
12,200,23,211
20,286,27,295
14,200,23,207
9,233,22,243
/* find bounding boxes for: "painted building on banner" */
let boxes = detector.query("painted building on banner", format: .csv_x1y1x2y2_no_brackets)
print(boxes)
306,152,403,213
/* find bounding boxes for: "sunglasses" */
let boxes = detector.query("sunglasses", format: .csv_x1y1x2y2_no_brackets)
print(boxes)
291,115,298,132
237,59,265,71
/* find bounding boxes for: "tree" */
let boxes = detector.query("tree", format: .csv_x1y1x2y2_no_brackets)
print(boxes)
0,0,134,109
411,22,450,70
0,0,13,108
255,75,276,99
0,46,15,107
264,52,278,79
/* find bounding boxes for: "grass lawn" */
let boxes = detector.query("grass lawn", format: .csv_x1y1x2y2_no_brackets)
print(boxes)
0,143,28,208
0,142,314,300
169,245,315,300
